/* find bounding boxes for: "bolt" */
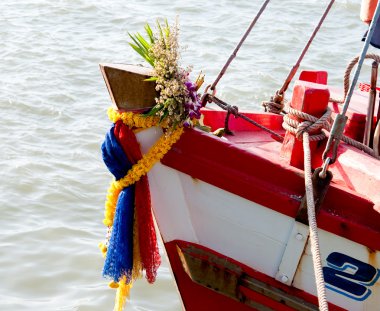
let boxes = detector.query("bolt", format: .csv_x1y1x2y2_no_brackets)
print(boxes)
296,233,303,240
281,275,289,283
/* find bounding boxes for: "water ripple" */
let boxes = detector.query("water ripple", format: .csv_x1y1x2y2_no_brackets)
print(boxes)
0,0,370,310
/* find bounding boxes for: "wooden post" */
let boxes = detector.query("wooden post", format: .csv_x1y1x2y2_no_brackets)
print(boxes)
298,71,328,85
364,61,378,146
280,79,330,170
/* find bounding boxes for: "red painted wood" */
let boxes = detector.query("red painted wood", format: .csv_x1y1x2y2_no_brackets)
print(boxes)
330,100,366,142
161,128,380,251
165,240,345,311
280,80,330,169
328,86,377,142
201,109,284,132
164,241,255,311
299,71,328,85
239,287,295,311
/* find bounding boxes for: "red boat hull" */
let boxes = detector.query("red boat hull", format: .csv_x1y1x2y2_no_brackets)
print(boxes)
165,240,345,310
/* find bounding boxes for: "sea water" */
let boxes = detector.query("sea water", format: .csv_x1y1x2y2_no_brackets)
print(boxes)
0,0,373,310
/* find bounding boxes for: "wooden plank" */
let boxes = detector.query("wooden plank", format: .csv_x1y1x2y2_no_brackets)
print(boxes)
100,63,157,111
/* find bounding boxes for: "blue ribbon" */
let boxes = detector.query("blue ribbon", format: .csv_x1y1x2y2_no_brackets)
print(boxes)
101,126,134,282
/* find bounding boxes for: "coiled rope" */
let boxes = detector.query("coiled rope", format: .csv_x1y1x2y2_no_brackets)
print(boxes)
330,53,380,103
323,0,380,168
283,107,331,141
262,91,288,114
283,105,380,159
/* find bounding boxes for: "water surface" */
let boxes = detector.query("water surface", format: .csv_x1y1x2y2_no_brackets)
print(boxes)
0,1,372,310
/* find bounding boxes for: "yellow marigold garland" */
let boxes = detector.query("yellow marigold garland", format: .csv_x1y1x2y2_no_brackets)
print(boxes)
103,108,184,227
131,211,143,281
114,276,132,311
107,107,170,129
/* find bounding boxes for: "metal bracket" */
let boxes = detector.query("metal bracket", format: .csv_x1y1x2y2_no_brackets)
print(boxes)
274,167,333,286
296,167,333,225
275,221,309,286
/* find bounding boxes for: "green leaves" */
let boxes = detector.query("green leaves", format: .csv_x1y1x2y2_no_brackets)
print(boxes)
144,23,154,44
129,19,187,128
145,104,161,117
159,110,169,123
128,31,154,66
128,19,171,67
155,19,170,49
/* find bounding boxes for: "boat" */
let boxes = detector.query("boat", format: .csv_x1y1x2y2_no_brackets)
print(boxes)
98,3,380,311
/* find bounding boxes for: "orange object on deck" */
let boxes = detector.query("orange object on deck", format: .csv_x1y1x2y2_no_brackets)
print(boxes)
361,0,379,23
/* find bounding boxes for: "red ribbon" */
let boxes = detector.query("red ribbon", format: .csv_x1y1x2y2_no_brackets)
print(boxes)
114,120,161,283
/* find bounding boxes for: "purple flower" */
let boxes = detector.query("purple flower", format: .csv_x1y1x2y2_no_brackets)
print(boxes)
183,79,202,121
185,81,195,91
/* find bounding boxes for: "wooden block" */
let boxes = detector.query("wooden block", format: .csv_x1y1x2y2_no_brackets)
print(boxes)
299,71,328,85
281,79,330,169
100,63,157,111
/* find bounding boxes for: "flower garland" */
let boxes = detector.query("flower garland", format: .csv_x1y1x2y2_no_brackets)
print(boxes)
100,18,203,311
107,107,168,129
103,108,184,227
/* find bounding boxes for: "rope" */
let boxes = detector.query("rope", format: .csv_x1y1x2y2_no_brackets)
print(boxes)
283,105,380,159
278,0,336,96
330,53,380,103
324,2,380,165
303,132,329,311
210,0,270,91
208,94,379,158
262,91,287,114
285,104,330,309
342,9,380,115
207,94,284,141
263,0,335,115
283,107,331,141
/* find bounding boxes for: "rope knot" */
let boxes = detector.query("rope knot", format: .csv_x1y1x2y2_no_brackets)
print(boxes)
283,106,332,141
296,120,314,140
227,105,239,116
262,90,286,114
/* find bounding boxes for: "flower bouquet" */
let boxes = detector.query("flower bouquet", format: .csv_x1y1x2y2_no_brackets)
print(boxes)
128,19,204,128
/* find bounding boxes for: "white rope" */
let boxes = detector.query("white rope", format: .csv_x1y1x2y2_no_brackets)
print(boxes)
303,132,329,311
283,105,380,159
283,102,378,309
283,107,331,141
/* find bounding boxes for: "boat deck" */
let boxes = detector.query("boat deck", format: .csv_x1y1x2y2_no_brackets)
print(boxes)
201,102,380,211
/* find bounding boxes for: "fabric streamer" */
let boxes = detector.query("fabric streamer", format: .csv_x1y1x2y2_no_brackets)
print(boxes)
114,121,161,284
103,186,135,282
101,126,135,282
102,127,132,181
101,121,161,310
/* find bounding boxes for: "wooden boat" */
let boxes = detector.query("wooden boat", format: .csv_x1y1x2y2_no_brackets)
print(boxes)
100,62,380,310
